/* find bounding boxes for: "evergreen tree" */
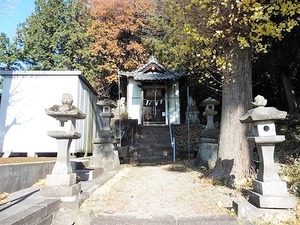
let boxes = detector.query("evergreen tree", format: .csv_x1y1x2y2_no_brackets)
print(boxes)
16,0,99,89
0,32,23,70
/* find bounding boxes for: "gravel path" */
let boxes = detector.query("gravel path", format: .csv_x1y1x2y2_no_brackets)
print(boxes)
81,164,240,219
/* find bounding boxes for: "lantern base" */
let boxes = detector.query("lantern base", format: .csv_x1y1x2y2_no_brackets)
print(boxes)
41,183,81,202
253,180,289,195
248,189,296,209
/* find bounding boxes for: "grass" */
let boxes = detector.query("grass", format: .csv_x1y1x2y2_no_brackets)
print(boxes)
277,121,300,198
252,120,300,224
0,157,56,165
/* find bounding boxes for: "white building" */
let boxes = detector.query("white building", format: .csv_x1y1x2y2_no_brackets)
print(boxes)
0,71,100,157
119,56,185,125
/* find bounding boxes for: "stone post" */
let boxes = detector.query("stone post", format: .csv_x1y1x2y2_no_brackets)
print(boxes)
240,95,296,209
90,99,120,170
41,93,86,202
197,97,220,169
185,96,200,124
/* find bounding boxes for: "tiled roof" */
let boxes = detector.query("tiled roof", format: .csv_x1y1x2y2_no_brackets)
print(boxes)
119,56,184,81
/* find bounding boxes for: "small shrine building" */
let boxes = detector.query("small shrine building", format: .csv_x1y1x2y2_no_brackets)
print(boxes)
119,56,185,125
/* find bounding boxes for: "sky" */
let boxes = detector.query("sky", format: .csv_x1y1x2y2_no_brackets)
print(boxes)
0,0,36,39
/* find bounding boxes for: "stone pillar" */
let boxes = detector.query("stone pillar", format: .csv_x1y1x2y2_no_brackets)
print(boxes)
90,99,120,170
41,93,86,202
240,95,296,209
185,96,200,124
197,97,220,169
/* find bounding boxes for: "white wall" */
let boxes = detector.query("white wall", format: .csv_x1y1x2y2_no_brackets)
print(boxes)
125,79,180,125
0,71,99,156
127,78,142,124
167,81,180,125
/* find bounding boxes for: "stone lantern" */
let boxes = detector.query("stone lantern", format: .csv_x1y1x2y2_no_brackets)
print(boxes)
240,95,296,209
197,97,220,169
98,99,115,130
185,96,200,124
90,99,120,170
41,93,86,202
201,97,220,129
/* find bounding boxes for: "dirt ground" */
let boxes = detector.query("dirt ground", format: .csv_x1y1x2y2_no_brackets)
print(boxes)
0,157,56,164
81,164,299,224
81,164,240,218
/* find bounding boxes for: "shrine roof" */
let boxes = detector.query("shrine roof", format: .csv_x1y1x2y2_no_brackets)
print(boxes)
119,56,184,81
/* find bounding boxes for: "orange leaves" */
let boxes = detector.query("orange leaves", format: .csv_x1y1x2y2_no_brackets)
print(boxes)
88,0,154,83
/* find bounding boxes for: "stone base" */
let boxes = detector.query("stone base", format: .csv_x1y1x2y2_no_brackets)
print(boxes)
76,167,103,181
198,140,218,169
41,183,81,202
90,150,120,170
253,180,288,195
248,189,297,209
233,198,297,223
46,173,77,187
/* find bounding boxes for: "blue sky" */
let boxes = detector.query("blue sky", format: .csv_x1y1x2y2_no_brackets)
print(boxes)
0,0,35,39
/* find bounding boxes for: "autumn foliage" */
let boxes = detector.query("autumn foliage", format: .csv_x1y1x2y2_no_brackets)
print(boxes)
88,0,155,83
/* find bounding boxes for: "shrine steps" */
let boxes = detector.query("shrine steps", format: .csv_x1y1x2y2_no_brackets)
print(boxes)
136,125,173,163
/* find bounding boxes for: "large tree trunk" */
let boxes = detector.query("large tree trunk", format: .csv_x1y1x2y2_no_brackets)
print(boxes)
281,73,299,118
210,44,253,184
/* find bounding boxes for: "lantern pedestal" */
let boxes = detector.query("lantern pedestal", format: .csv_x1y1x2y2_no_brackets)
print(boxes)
240,95,296,209
197,97,220,169
90,99,120,170
41,94,86,202
90,131,120,170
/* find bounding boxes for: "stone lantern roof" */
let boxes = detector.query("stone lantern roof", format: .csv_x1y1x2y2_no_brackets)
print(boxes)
97,99,117,108
119,56,184,81
240,95,287,123
45,93,86,120
240,107,287,123
200,97,220,106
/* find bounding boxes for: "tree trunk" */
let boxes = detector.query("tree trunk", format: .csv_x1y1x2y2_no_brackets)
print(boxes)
210,44,253,184
281,73,299,118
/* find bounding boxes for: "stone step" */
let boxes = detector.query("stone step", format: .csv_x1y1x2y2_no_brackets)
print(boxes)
138,148,173,156
0,188,60,225
138,150,172,155
140,125,169,131
75,167,104,181
138,141,171,147
139,140,170,145
140,133,170,137
141,125,169,129
140,130,169,135
136,126,172,163
91,214,239,225
137,155,173,163
140,130,170,135
139,133,170,139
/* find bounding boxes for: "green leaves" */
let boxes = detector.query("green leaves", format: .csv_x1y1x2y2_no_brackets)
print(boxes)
152,0,300,76
14,0,102,92
0,32,23,70
16,0,95,70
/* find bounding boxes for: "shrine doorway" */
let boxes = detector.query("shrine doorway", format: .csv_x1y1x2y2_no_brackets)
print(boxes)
142,86,166,125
